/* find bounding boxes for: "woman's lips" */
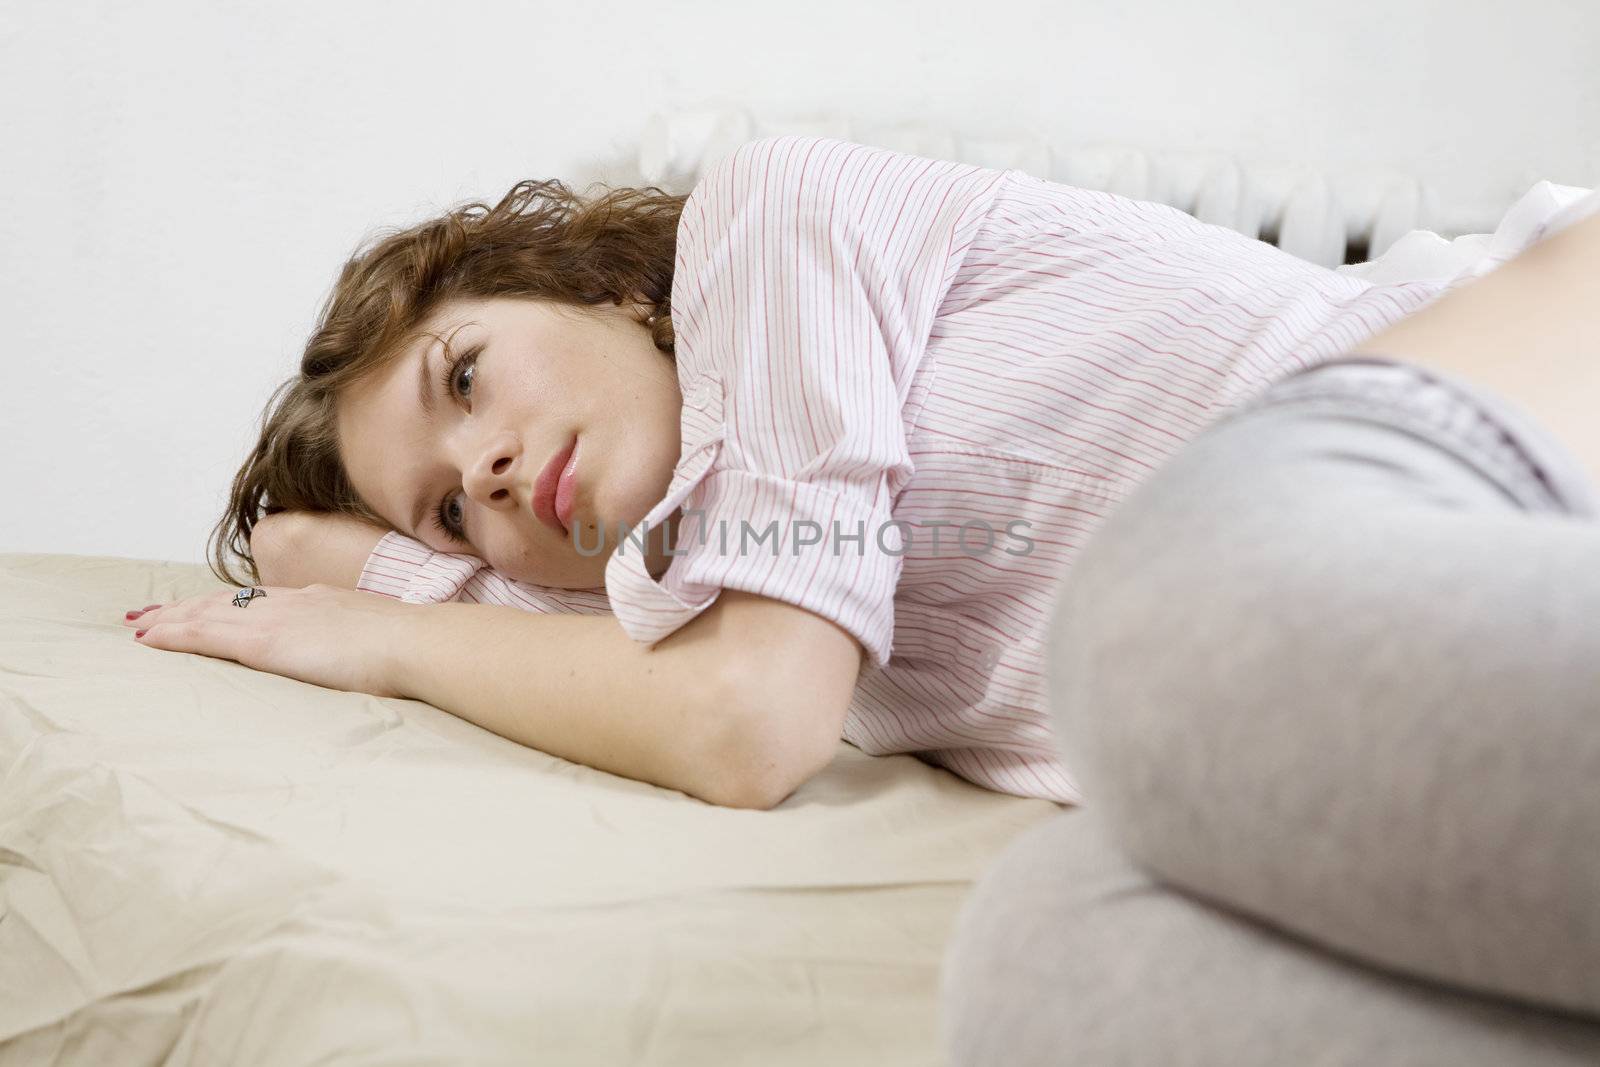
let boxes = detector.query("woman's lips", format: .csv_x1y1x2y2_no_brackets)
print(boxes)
554,439,580,533
532,434,577,535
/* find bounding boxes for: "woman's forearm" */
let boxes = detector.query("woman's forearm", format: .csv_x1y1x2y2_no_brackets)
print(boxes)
386,599,759,808
254,514,783,807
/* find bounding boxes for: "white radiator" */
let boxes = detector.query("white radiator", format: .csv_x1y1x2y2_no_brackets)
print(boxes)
636,108,1512,271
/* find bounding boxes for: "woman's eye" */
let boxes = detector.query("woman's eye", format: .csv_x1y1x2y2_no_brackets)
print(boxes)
434,493,469,544
440,342,482,404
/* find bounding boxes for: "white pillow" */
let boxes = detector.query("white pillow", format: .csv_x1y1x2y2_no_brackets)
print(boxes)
1337,181,1599,286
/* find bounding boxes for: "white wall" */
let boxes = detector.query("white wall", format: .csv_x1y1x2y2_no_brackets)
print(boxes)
4,0,1596,568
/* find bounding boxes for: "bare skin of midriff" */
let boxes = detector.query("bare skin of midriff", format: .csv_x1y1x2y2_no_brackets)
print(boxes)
1345,208,1600,493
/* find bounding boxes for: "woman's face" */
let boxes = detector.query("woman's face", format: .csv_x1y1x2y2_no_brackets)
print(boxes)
335,295,684,588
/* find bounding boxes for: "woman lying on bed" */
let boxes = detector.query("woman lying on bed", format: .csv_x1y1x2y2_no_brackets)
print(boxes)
119,135,1600,822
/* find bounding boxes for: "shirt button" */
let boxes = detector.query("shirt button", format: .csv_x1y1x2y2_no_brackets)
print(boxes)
977,646,999,671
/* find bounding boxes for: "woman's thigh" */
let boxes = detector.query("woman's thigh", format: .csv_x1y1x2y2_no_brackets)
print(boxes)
942,810,1600,1067
1043,356,1600,1017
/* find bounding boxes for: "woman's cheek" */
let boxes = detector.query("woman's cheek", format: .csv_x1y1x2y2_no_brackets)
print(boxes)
483,533,527,579
481,538,506,573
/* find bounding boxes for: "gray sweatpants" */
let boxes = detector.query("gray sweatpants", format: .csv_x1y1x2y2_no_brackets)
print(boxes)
943,355,1600,1063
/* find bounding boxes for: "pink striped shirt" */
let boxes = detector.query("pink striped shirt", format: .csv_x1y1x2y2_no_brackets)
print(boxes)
358,134,1465,804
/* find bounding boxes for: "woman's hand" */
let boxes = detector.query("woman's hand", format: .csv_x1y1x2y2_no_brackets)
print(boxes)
122,584,421,699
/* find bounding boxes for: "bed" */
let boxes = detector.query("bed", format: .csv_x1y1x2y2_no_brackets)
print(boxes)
0,551,1060,1065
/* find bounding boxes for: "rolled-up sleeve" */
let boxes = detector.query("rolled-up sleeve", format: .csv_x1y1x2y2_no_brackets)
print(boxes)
357,530,485,603
357,529,611,615
603,135,1009,670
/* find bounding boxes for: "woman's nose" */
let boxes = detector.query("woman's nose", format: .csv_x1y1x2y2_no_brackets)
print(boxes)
464,439,521,504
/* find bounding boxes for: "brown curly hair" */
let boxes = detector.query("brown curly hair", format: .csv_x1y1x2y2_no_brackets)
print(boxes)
206,178,687,588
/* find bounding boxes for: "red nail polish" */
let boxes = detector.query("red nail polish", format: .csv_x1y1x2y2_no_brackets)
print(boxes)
126,610,145,620
134,629,148,638
143,604,163,611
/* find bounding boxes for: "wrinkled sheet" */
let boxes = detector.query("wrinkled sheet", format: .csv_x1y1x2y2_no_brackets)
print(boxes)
0,554,1062,1066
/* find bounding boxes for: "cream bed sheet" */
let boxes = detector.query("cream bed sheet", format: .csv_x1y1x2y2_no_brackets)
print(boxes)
0,554,1060,1066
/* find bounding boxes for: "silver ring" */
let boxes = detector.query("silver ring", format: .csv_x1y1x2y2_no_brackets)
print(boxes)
232,586,267,608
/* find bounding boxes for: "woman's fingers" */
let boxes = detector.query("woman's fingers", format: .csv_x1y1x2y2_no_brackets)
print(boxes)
122,594,201,629
121,587,276,631
121,602,165,626
131,587,277,653
134,616,256,663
